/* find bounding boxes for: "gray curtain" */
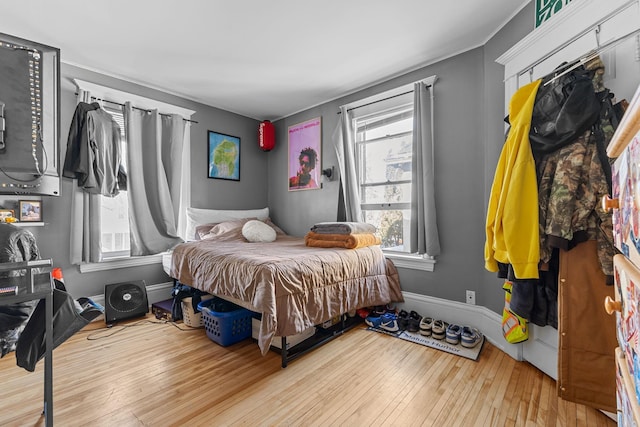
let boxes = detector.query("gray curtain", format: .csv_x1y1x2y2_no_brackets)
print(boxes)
69,89,103,264
334,105,362,222
123,102,184,256
410,82,440,256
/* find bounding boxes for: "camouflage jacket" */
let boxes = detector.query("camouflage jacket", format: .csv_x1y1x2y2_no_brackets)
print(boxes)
535,58,617,280
536,129,614,278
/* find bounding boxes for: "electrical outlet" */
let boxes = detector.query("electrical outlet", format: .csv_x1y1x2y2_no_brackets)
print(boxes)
466,290,476,305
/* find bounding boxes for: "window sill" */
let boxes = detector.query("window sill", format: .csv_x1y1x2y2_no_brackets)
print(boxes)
383,252,435,272
79,253,165,273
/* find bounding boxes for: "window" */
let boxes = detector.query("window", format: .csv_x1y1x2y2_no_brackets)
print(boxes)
354,104,414,253
99,105,130,259
345,76,438,270
73,79,195,272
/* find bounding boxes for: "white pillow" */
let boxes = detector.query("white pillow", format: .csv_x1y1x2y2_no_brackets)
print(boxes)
242,220,277,243
185,207,269,240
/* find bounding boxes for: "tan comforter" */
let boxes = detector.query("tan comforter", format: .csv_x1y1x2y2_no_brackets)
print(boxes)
170,235,403,355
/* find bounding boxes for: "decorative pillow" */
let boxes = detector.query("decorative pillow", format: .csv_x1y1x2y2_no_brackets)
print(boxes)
242,220,277,243
194,222,219,240
185,207,269,240
201,218,255,241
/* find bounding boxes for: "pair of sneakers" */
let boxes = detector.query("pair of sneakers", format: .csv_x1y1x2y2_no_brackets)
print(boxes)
423,319,456,342
418,317,448,339
397,310,422,332
432,320,448,340
365,311,400,332
418,316,434,336
444,324,482,347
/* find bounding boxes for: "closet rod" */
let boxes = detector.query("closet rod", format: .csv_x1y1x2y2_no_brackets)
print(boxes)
509,0,638,81
76,94,198,124
543,26,640,86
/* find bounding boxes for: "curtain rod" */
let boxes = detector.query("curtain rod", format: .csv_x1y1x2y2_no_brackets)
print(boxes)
337,85,432,115
76,93,198,124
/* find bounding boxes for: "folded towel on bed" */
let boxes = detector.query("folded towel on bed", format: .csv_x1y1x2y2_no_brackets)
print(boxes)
304,231,381,249
310,222,376,235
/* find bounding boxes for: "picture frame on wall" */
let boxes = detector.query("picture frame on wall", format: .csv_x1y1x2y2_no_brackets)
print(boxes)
208,130,240,181
288,117,322,191
19,200,42,222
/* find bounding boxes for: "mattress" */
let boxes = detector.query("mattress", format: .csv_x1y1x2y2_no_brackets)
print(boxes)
169,234,403,355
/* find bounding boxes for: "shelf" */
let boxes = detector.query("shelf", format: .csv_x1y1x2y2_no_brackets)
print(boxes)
12,222,44,227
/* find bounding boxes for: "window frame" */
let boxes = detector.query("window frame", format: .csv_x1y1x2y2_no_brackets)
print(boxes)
354,104,414,253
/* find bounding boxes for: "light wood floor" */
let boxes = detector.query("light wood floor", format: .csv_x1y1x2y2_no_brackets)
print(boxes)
0,314,616,427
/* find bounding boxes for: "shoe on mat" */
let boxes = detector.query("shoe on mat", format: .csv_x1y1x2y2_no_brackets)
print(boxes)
445,324,462,345
432,320,448,340
397,310,410,331
407,310,422,333
419,317,434,336
380,312,400,332
461,326,482,348
365,313,382,328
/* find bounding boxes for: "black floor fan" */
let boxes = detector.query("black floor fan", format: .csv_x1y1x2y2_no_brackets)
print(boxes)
104,280,148,324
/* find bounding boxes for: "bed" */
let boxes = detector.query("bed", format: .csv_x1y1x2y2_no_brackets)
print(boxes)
167,208,403,366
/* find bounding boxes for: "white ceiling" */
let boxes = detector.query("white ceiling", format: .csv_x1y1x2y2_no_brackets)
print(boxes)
0,1,529,121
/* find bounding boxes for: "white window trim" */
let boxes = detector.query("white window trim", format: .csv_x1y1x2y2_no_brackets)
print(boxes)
384,252,436,272
345,75,437,111
79,253,165,273
73,79,196,117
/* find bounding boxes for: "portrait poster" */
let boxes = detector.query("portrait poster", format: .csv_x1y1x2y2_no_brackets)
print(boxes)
288,117,322,191
208,130,240,181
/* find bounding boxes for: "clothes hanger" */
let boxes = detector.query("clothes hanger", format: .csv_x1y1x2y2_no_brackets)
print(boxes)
542,25,640,87
541,26,601,87
542,51,601,87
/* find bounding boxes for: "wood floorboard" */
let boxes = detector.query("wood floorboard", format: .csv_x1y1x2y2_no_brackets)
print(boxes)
0,314,617,426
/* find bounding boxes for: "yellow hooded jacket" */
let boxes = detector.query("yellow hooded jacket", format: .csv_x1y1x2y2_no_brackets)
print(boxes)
485,80,541,280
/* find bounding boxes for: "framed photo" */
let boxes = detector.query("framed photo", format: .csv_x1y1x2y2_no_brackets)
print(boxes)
208,130,240,181
288,117,322,191
19,200,42,222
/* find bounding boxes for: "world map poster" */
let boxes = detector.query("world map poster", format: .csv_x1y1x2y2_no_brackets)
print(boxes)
208,130,240,181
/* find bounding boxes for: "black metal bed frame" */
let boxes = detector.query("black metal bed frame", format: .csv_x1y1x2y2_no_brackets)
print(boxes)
274,314,363,368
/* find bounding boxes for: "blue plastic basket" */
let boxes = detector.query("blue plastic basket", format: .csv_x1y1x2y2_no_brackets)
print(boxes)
199,299,253,347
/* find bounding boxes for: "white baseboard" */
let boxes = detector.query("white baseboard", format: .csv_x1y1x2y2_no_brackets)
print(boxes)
89,281,174,308
397,291,524,361
88,284,523,361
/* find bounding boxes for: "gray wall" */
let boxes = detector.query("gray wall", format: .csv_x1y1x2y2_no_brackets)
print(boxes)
268,3,534,314
32,64,264,299
29,3,534,314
